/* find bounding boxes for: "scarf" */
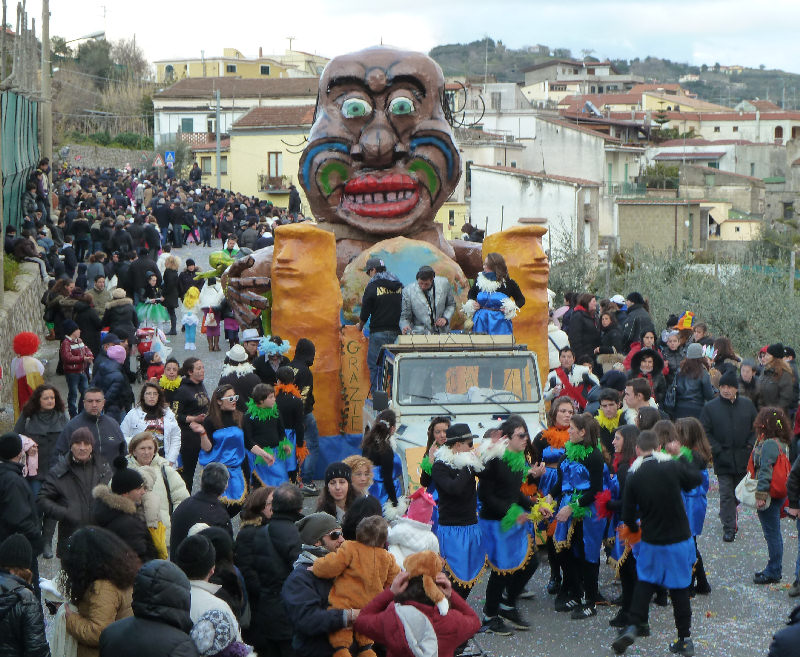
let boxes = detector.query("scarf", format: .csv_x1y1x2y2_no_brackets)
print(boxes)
595,409,623,433
246,398,280,421
21,409,67,437
542,425,569,450
564,441,594,462
159,375,182,391
275,383,301,398
612,453,635,473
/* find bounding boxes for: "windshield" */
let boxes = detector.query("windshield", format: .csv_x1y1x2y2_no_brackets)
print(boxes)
394,354,540,407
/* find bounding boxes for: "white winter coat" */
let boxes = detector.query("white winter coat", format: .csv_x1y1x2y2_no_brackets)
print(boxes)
126,453,189,546
386,517,440,569
121,406,182,465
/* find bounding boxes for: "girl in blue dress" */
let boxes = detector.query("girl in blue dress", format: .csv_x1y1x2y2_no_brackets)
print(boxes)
362,409,403,511
675,417,712,595
464,252,525,336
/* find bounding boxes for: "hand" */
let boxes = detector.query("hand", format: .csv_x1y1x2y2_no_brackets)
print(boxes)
434,572,452,599
390,570,410,596
555,505,573,523
189,421,204,434
756,498,767,510
435,318,447,328
516,513,527,525
529,462,546,478
594,347,600,354
786,507,800,518
428,445,439,460
356,321,364,332
255,447,275,465
401,326,411,335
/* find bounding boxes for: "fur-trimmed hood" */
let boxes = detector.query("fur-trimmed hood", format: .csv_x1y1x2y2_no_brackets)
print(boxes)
103,296,134,309
434,445,485,472
628,450,672,473
92,483,138,514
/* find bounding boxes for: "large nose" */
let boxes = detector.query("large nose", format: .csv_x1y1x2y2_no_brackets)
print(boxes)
351,113,402,168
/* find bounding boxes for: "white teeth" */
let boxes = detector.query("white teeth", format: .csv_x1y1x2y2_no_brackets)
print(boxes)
373,192,384,203
386,191,397,202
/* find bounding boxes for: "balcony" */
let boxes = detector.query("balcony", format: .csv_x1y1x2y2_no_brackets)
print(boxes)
606,181,646,197
258,174,291,193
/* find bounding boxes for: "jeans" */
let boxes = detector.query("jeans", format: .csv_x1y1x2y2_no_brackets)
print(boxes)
200,226,212,246
367,330,398,389
75,238,90,262
301,412,320,481
160,225,169,246
65,372,88,418
717,471,745,533
757,498,785,578
172,224,183,247
27,478,42,498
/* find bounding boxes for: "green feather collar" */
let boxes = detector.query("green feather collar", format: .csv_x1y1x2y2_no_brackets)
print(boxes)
565,441,595,462
246,398,280,421
503,449,528,479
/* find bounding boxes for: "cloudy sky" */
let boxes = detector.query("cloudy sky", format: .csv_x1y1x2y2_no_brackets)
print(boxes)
23,0,800,74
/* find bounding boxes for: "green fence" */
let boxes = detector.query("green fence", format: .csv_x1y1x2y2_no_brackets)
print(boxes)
2,91,40,229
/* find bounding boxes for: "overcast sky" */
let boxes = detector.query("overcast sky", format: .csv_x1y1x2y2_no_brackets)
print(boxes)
23,0,800,74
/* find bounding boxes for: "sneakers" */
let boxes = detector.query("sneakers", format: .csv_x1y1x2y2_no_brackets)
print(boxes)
669,638,695,656
722,529,735,542
753,571,781,585
546,575,562,595
570,603,597,620
498,604,530,630
480,615,513,636
609,610,628,628
611,626,637,654
301,481,320,496
554,596,582,613
789,580,800,597
517,584,535,600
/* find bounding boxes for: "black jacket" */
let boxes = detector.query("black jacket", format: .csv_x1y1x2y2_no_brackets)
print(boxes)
162,269,180,309
92,484,158,562
699,394,758,476
52,411,126,468
478,451,533,521
243,410,286,452
0,460,43,555
111,229,133,254
597,323,624,355
99,560,198,657
362,444,399,506
359,275,403,332
277,392,305,447
0,571,50,657
74,300,103,356
431,455,479,526
291,343,315,415
567,307,600,360
755,366,796,413
142,224,161,252
253,354,290,386
177,270,201,299
129,257,161,295
621,303,655,350
169,491,232,556
101,297,139,340
768,604,800,657
233,519,265,620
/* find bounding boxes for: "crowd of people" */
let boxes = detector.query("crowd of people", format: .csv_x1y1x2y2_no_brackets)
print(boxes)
3,164,800,657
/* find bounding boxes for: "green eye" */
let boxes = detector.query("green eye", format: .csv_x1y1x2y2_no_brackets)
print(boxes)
389,96,415,116
341,98,371,118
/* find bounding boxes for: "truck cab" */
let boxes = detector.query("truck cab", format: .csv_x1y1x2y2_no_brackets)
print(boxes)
362,334,544,491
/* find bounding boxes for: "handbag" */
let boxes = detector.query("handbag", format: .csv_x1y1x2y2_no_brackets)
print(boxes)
735,469,760,509
161,465,174,515
663,376,678,411
50,602,79,657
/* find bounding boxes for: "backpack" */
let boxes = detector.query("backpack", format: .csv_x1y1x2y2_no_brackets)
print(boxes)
769,441,792,500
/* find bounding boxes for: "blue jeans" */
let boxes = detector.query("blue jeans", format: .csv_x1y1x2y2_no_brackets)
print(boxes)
301,412,320,481
65,372,88,418
200,226,212,246
160,225,169,246
757,498,785,578
367,330,398,390
795,517,800,582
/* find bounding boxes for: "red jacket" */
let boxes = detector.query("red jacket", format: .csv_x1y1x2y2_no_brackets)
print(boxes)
60,337,90,374
355,588,480,657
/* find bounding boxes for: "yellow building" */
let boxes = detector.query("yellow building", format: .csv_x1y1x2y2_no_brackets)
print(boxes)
642,92,731,114
435,202,469,240
191,139,232,191
155,48,290,84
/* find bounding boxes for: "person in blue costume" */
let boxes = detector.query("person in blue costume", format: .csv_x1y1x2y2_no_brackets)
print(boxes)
612,430,702,657
194,384,248,517
478,417,546,635
551,412,607,620
361,409,403,510
419,416,450,533
243,383,291,489
431,423,484,602
464,252,525,336
675,417,713,596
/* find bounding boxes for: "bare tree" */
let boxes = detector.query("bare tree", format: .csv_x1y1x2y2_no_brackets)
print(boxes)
111,38,150,81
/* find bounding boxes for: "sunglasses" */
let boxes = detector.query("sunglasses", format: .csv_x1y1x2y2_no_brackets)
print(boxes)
221,395,239,402
327,530,342,541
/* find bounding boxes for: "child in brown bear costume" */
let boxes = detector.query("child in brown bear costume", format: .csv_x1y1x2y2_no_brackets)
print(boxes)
312,515,401,657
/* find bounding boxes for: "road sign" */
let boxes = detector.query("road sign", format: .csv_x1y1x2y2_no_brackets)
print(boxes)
165,151,176,164
153,154,165,167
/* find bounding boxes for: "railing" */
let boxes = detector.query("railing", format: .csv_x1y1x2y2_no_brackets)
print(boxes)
258,174,290,192
606,181,646,197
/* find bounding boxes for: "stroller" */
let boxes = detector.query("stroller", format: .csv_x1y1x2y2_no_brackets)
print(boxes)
135,327,172,382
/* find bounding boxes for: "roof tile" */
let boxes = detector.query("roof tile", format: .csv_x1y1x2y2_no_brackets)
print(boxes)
231,105,315,129
155,77,318,99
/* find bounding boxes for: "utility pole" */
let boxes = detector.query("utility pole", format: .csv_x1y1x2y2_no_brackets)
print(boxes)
41,0,52,174
215,89,221,189
790,249,796,296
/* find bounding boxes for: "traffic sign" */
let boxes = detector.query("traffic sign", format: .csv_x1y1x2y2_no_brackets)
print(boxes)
165,151,176,164
153,154,165,167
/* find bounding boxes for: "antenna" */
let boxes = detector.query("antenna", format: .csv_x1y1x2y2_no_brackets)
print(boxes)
286,36,295,51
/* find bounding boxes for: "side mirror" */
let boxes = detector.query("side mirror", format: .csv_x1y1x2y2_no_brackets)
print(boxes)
373,391,389,412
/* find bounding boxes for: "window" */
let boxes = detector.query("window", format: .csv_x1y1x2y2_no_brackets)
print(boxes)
207,117,215,133
775,126,784,140
260,65,270,75
587,68,595,75
510,161,517,168
750,163,755,177
490,92,502,110
180,118,193,133
713,126,720,133
200,157,211,174
164,64,174,81
268,152,283,178
226,64,237,73
220,156,228,174
735,226,741,233
784,202,795,219
590,85,596,93
732,126,738,132
707,161,719,169
448,210,455,226
793,126,800,139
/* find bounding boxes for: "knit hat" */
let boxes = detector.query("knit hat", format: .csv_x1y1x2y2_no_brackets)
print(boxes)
324,462,351,486
718,370,739,388
69,427,95,446
445,423,476,445
405,488,436,525
62,319,79,336
225,344,248,363
199,527,234,563
0,432,22,460
186,258,196,267
296,512,340,546
686,343,704,359
175,534,216,580
600,370,628,392
364,257,384,272
102,332,121,345
111,455,144,494
112,288,127,299
191,609,237,657
785,347,796,359
142,351,155,365
0,534,32,569
107,345,127,363
767,343,785,359
403,550,448,615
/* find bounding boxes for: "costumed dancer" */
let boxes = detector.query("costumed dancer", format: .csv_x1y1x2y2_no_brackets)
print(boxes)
551,412,607,620
419,416,451,533
362,409,403,511
243,383,291,488
674,417,712,595
158,357,182,406
275,366,308,484
137,271,169,328
612,430,702,657
595,388,626,456
181,285,200,351
530,395,574,595
198,277,224,352
387,487,440,569
11,332,45,421
193,383,248,517
463,252,525,336
478,417,543,634
431,423,485,602
253,335,291,385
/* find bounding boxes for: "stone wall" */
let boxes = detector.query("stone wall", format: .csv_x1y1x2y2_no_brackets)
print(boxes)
0,262,48,407
56,144,156,172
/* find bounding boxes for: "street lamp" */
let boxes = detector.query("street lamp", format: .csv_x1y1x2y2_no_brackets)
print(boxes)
64,31,105,44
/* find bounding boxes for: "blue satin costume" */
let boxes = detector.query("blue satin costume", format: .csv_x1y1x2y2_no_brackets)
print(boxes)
198,425,248,506
472,283,513,335
368,451,404,506
553,458,606,563
248,429,298,487
682,468,709,537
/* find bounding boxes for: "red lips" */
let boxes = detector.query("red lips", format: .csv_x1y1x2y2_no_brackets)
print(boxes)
341,173,420,217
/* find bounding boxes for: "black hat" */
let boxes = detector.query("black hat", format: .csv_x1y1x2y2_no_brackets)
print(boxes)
445,423,477,445
102,332,121,345
785,347,796,360
62,319,79,336
324,462,352,486
718,370,739,388
0,534,32,569
364,257,384,272
186,258,196,267
0,432,22,460
666,314,680,328
767,343,785,359
174,534,216,580
110,456,145,495
600,370,628,392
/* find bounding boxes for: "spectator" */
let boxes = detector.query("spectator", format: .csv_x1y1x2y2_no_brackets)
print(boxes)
173,357,211,490
60,319,94,418
178,259,202,300
547,313,570,371
621,292,655,351
668,343,714,420
163,255,181,335
169,462,232,556
102,288,139,339
767,605,800,657
400,266,456,335
92,344,133,423
755,344,796,414
738,358,758,402
627,348,667,407
87,274,111,317
567,293,600,361
73,291,104,358
543,347,599,411
316,462,358,523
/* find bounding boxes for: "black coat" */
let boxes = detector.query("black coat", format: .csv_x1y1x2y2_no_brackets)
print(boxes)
597,324,624,354
177,270,201,299
768,605,800,657
162,269,180,309
699,395,758,476
431,456,480,526
253,354,290,386
129,257,161,294
621,303,655,350
169,491,233,556
143,224,161,252
755,366,796,413
0,571,50,657
99,560,198,657
276,392,305,447
102,297,139,340
92,484,158,562
74,299,103,356
0,461,43,555
567,308,600,360
478,452,533,520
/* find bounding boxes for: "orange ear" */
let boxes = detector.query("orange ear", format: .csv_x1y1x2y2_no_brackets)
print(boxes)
421,574,444,604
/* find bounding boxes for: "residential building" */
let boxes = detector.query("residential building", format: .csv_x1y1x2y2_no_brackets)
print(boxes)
680,164,766,217
521,59,643,106
615,199,705,253
190,139,231,191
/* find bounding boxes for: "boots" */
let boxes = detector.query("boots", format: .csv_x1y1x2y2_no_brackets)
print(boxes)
693,554,711,595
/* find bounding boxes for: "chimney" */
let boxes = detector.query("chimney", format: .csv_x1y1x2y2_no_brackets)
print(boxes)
259,47,262,58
